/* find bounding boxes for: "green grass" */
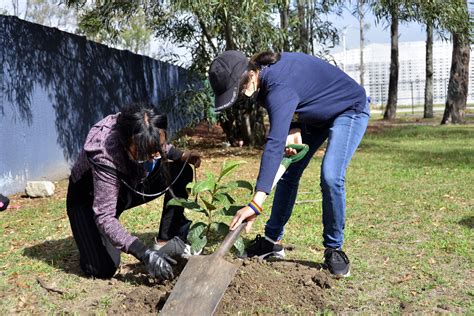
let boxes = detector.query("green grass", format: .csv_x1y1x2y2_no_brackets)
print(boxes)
278,124,474,313
0,122,473,314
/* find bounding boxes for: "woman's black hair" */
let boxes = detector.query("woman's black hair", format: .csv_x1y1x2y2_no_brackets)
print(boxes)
239,51,281,94
116,103,168,162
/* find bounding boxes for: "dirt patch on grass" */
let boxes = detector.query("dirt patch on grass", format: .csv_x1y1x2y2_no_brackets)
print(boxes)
217,258,333,314
107,279,172,314
106,257,333,314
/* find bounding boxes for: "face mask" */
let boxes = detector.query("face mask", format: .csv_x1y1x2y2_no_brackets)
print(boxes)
141,157,161,175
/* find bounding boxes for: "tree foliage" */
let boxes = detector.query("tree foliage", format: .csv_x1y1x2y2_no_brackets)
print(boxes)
66,0,341,146
25,0,77,30
67,1,152,55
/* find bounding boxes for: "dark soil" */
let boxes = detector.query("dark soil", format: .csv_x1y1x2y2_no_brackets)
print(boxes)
107,257,334,314
216,258,333,314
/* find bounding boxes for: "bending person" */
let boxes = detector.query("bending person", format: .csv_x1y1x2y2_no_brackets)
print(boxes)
67,103,201,280
209,51,369,277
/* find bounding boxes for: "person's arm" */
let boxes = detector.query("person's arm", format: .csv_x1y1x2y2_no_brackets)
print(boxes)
90,163,138,252
180,150,202,168
163,143,201,168
230,85,299,232
163,144,183,161
91,162,175,280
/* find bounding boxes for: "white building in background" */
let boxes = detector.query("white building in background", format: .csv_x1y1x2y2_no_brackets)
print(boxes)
333,41,474,106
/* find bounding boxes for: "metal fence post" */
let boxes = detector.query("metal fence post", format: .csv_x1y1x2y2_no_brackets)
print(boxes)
444,78,448,100
380,83,384,112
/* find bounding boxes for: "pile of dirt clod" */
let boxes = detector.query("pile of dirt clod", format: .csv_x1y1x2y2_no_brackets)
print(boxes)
108,257,334,314
216,257,334,314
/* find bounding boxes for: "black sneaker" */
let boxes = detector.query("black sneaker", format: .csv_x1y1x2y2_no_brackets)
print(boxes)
242,235,285,259
324,248,351,278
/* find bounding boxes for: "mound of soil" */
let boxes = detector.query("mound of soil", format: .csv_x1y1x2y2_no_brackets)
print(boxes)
108,257,334,314
217,258,333,314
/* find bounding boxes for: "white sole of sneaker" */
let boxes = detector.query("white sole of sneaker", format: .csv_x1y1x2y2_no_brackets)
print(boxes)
332,269,351,279
256,248,286,260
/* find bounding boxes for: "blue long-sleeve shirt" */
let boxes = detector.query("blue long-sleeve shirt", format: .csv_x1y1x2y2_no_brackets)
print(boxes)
256,52,366,194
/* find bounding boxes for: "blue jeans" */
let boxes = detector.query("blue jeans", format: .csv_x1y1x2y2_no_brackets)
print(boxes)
265,102,370,249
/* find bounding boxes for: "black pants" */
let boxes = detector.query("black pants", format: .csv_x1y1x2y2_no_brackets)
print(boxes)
66,161,193,278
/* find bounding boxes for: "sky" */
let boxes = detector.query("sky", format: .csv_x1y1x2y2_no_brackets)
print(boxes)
327,7,427,53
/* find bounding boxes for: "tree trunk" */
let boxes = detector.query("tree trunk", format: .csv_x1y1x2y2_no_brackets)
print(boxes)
441,31,470,124
219,102,266,147
224,14,235,50
308,0,314,55
358,0,365,87
297,0,309,54
279,0,290,51
383,11,399,120
219,12,266,146
424,21,434,118
197,18,217,55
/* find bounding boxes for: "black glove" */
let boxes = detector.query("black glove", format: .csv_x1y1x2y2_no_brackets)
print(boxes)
129,239,175,280
142,249,175,280
153,236,188,259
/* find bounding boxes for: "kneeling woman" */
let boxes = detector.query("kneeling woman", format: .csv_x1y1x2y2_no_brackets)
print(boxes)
67,103,201,280
209,51,369,278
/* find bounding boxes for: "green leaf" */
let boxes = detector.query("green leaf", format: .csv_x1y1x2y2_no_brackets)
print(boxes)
233,236,245,256
218,160,247,181
224,180,254,192
167,198,201,210
218,205,244,216
213,192,235,209
192,175,216,195
191,236,207,254
167,198,209,216
188,222,207,244
200,197,217,211
210,222,229,236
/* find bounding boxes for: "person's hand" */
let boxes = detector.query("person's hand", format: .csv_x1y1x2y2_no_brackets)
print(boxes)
155,236,187,259
285,128,302,156
181,150,202,168
142,249,176,280
229,206,257,233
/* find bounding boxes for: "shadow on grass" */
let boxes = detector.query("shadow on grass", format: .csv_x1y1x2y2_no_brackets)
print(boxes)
22,236,84,276
290,259,325,270
21,232,185,285
459,216,474,229
267,257,325,270
360,126,474,167
365,125,474,139
359,142,473,168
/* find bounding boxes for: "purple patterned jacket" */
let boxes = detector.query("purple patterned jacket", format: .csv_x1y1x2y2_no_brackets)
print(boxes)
70,113,183,252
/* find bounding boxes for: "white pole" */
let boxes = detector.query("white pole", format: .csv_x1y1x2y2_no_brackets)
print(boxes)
342,27,347,72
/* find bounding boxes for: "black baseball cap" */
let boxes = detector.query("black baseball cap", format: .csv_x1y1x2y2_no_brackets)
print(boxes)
208,50,248,112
